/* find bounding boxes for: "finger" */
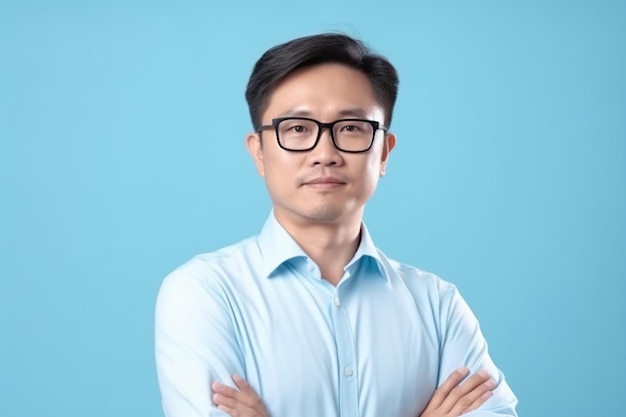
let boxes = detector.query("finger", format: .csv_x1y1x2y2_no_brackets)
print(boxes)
462,389,494,415
231,374,264,408
212,382,241,399
448,369,491,397
428,367,470,408
213,392,239,409
212,383,256,410
447,374,496,415
218,401,262,417
232,374,259,397
217,404,239,417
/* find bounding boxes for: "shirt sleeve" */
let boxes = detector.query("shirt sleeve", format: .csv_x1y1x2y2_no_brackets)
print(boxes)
154,262,244,417
438,283,519,416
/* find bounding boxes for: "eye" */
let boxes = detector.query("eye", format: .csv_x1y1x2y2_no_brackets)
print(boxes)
338,121,370,134
342,124,361,132
290,125,308,133
279,119,315,136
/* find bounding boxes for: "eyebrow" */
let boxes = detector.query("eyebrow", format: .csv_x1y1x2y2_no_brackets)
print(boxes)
279,108,371,119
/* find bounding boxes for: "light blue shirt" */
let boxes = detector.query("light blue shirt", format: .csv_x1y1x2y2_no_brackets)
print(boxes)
155,213,518,417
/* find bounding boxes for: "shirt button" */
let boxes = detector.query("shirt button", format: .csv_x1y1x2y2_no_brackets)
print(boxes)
344,367,353,377
334,296,341,307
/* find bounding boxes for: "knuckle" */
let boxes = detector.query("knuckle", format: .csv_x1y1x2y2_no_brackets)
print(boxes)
484,379,497,390
449,385,462,398
457,396,472,408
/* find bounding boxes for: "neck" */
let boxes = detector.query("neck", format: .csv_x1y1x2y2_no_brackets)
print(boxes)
274,210,362,286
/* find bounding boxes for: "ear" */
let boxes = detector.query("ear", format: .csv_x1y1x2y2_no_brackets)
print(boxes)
379,133,396,176
245,132,265,177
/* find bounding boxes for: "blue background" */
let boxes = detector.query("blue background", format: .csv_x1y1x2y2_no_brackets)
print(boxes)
1,1,624,416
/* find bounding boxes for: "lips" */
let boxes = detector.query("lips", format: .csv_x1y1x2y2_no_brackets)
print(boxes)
304,176,346,185
300,176,348,190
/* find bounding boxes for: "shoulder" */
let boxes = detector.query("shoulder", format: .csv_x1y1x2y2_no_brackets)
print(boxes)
377,249,458,300
157,236,260,304
377,252,476,333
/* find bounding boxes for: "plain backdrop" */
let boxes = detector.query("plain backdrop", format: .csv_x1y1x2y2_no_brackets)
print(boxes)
1,1,625,416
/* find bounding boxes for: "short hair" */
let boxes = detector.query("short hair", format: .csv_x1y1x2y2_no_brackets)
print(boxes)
245,33,400,130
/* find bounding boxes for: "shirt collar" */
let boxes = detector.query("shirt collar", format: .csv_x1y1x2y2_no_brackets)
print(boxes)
257,212,309,278
346,222,389,281
256,211,389,281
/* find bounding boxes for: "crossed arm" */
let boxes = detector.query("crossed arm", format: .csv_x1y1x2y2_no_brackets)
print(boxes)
211,367,496,417
156,268,517,416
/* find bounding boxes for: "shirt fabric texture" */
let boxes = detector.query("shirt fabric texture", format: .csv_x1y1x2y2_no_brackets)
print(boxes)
155,213,518,417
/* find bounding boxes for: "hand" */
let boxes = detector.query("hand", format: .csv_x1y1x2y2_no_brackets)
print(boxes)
212,374,270,417
419,367,496,417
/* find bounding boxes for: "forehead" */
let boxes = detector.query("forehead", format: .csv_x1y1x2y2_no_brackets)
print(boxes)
262,63,382,120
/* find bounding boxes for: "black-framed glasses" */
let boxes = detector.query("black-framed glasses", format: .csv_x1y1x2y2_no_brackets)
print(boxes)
257,117,387,153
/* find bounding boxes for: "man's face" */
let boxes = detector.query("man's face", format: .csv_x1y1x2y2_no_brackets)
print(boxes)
246,63,396,226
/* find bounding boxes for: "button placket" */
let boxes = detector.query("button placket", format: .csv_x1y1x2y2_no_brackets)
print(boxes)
330,290,359,416
334,296,341,307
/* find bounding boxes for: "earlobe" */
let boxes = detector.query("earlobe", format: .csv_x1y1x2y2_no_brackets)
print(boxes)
245,133,265,177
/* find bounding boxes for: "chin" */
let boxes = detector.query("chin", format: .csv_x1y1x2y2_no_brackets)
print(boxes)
301,203,352,223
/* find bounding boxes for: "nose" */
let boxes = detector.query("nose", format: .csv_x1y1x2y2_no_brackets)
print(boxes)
308,127,343,166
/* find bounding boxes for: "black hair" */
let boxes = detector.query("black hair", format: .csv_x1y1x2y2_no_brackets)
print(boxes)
245,33,399,130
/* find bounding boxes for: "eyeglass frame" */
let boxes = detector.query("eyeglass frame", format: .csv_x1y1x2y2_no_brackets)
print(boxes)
257,117,388,153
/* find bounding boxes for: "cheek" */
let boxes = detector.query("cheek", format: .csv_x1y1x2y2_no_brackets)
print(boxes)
364,170,382,191
351,159,381,197
364,152,385,178
262,152,299,188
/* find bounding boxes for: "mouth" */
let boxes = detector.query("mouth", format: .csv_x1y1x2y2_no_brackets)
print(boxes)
302,176,347,189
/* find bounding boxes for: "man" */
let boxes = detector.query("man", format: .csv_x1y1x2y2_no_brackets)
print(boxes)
155,33,518,417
